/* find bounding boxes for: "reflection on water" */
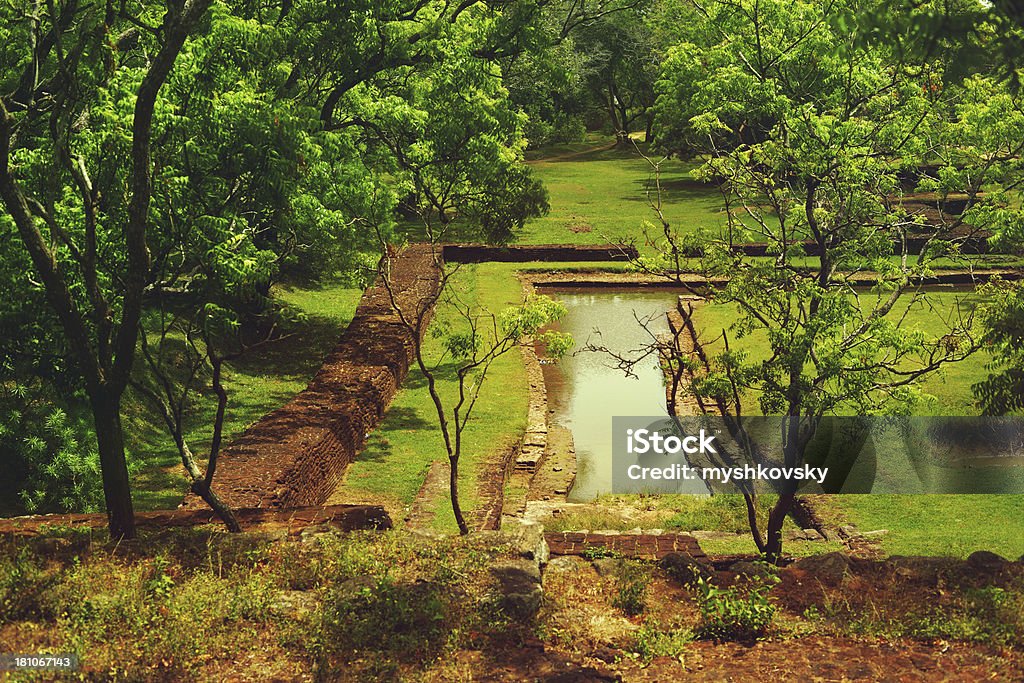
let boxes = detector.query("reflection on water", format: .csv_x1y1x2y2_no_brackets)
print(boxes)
544,290,709,501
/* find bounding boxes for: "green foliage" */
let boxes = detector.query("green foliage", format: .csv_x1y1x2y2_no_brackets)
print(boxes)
694,575,777,642
974,279,1024,414
0,388,107,514
631,620,693,661
580,544,620,560
0,548,57,623
612,561,651,617
318,575,449,663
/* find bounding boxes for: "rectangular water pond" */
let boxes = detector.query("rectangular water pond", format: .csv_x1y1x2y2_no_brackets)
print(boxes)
543,289,710,501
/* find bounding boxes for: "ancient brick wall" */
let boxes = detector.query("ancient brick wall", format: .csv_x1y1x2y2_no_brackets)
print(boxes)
185,244,442,511
545,531,706,560
0,505,391,536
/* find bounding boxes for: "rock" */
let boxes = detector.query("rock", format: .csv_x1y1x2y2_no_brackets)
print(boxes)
859,529,889,540
838,525,857,539
625,527,643,535
647,529,664,536
793,552,850,585
967,550,1008,574
888,556,956,584
547,556,588,573
514,520,549,566
491,560,543,620
592,557,625,578
729,560,775,578
591,645,622,664
659,552,714,584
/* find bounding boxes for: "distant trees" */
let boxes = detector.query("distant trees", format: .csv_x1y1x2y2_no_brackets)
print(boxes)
504,0,661,145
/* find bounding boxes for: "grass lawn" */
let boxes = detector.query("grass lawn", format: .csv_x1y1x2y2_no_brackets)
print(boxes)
127,281,363,510
826,495,1024,559
331,263,530,532
522,137,724,249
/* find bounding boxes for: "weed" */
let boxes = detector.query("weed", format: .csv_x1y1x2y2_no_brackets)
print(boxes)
694,576,777,642
612,562,650,617
0,547,56,622
581,544,619,560
631,620,693,661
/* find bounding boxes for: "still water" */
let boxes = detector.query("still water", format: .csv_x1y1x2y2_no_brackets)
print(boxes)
544,290,709,501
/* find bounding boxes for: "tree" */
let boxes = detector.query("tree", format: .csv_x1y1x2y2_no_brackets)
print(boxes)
0,0,214,538
643,0,992,561
378,247,571,534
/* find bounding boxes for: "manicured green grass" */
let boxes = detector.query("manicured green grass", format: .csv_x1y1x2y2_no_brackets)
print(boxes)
333,263,530,532
127,281,363,510
831,495,1024,559
522,139,724,248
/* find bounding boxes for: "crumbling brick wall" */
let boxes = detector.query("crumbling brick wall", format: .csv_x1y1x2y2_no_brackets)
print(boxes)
184,244,441,510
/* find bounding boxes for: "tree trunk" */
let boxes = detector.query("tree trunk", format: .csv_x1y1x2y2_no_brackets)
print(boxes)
91,392,136,539
762,492,795,564
449,456,469,535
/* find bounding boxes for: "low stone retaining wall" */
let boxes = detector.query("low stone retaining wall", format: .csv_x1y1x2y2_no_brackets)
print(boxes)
680,236,992,257
443,243,637,263
545,531,706,560
185,244,442,511
530,268,1022,290
0,505,391,537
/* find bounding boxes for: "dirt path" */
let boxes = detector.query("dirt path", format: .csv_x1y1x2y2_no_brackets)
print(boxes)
404,460,449,531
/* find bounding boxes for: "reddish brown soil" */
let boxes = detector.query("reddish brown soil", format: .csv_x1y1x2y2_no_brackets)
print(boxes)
437,636,1022,682
0,504,390,536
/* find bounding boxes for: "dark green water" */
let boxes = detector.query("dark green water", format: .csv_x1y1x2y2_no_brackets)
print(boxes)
545,290,709,501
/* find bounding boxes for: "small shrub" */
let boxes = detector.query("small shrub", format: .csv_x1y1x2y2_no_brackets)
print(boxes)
631,620,693,661
317,575,449,663
0,548,56,622
612,562,650,617
695,576,777,642
581,544,619,561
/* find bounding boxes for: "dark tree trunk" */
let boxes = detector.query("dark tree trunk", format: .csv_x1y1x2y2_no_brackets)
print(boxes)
450,456,469,535
91,391,136,539
763,492,795,564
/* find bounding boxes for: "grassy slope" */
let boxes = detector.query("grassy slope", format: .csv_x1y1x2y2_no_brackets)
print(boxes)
332,263,529,532
128,282,363,510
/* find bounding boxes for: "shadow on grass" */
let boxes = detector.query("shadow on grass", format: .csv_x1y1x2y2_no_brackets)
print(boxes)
625,175,720,204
